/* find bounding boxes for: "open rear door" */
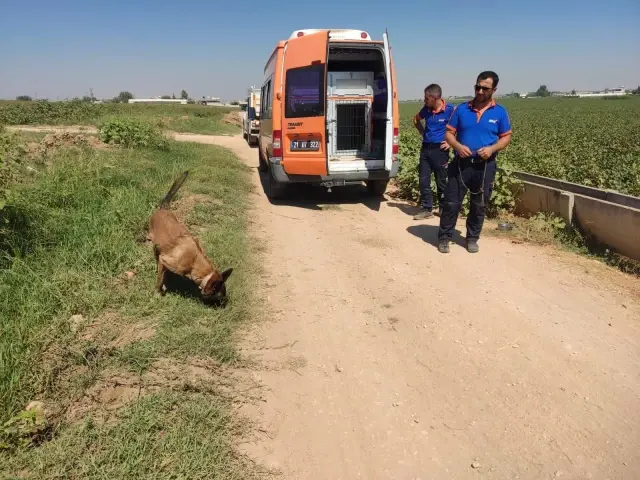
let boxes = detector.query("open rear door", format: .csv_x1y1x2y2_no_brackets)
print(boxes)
382,31,395,172
281,31,330,176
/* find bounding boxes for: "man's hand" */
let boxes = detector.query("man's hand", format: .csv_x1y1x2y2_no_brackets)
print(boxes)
477,146,494,160
440,141,450,151
455,144,473,158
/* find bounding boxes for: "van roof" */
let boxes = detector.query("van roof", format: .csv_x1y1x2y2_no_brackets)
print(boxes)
288,29,372,41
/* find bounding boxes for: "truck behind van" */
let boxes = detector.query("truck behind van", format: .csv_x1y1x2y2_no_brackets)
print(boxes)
243,87,261,146
257,29,399,199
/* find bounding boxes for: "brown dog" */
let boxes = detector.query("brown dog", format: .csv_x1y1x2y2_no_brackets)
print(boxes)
148,171,233,303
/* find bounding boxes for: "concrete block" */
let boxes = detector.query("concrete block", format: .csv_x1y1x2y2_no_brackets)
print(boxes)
512,181,574,224
573,195,640,261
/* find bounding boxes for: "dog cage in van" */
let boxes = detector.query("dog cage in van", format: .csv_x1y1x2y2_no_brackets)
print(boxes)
326,72,381,161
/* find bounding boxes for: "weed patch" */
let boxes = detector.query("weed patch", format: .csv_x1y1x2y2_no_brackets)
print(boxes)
99,119,168,149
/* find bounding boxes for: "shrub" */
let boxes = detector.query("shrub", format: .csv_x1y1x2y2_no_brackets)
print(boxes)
98,119,168,149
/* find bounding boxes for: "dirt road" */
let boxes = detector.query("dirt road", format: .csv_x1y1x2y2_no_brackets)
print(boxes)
187,134,639,480
10,125,640,479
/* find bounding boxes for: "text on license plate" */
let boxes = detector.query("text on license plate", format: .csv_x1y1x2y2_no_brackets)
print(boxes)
290,139,320,151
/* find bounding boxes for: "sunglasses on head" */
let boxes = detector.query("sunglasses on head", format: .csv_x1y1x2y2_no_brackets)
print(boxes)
474,85,493,92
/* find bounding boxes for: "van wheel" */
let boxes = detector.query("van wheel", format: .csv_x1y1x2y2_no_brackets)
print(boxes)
258,148,268,172
267,166,287,200
366,179,389,196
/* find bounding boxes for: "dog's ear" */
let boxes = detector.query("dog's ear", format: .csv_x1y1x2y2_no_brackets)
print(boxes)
203,275,222,295
221,268,233,283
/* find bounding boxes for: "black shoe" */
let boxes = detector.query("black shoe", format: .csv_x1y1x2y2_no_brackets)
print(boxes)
413,209,434,220
438,239,450,253
466,239,479,253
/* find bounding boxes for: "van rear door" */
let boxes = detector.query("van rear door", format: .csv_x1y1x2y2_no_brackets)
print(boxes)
281,31,330,176
382,31,396,172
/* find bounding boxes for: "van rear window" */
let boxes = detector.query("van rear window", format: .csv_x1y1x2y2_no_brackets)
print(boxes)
285,65,325,118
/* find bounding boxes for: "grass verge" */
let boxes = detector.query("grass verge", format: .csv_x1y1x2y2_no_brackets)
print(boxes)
0,101,241,135
0,133,264,478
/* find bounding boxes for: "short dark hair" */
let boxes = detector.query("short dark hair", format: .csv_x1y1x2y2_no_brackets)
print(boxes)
477,71,499,88
424,84,442,97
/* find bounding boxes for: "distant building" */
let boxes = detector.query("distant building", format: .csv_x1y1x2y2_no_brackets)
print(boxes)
201,96,221,106
575,86,629,98
128,98,187,104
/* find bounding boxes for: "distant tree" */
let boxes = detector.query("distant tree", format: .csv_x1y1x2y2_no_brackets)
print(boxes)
161,95,172,99
81,95,95,102
230,100,239,105
117,91,134,103
535,85,550,97
172,93,176,99
571,89,576,96
181,89,189,100
632,86,640,95
16,95,32,101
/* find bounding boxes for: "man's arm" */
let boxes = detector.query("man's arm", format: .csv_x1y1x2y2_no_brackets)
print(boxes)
445,107,472,157
413,107,426,136
487,133,511,155
440,105,456,150
478,108,513,159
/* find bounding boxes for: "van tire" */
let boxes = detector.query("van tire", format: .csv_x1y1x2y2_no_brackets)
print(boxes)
267,171,287,200
258,148,268,172
366,179,389,196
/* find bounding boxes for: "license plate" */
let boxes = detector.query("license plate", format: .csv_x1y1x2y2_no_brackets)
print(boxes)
290,139,320,151
323,180,345,188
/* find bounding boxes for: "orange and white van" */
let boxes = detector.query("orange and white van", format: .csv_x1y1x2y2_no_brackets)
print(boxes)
257,29,400,199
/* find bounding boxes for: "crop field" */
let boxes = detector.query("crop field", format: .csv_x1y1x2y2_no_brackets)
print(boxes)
0,100,241,135
397,96,640,202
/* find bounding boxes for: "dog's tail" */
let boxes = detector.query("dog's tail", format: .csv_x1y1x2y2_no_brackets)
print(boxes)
158,171,189,208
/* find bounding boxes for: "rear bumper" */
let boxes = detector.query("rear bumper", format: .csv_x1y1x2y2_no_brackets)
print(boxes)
270,161,400,184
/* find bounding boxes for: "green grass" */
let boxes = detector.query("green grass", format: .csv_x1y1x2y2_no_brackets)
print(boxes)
0,135,262,478
3,393,262,479
0,100,241,135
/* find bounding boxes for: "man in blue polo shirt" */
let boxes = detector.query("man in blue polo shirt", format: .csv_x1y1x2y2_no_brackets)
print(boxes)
437,71,512,254
412,84,455,219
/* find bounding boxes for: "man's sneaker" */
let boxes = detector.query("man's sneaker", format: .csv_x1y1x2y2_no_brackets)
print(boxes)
438,240,450,253
466,239,479,253
413,209,434,220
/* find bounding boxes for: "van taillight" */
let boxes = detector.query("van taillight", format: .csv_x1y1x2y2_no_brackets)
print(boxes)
273,130,282,158
392,128,399,157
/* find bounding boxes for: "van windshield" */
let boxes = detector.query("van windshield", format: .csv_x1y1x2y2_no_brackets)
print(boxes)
285,65,325,118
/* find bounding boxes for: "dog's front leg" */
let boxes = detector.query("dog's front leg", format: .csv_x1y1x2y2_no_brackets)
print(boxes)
156,262,166,295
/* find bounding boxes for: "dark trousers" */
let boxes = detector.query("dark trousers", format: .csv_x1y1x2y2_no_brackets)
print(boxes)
438,157,497,241
418,143,449,211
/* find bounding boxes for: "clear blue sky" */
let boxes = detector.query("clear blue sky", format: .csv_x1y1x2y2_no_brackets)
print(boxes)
1,0,638,101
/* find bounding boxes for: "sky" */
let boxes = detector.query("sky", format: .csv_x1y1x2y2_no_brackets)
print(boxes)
1,0,639,101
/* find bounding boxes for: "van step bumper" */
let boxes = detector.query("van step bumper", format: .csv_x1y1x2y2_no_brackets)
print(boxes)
270,162,399,184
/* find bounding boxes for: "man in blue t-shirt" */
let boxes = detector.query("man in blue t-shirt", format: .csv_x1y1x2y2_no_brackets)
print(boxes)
412,84,455,219
437,71,513,254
